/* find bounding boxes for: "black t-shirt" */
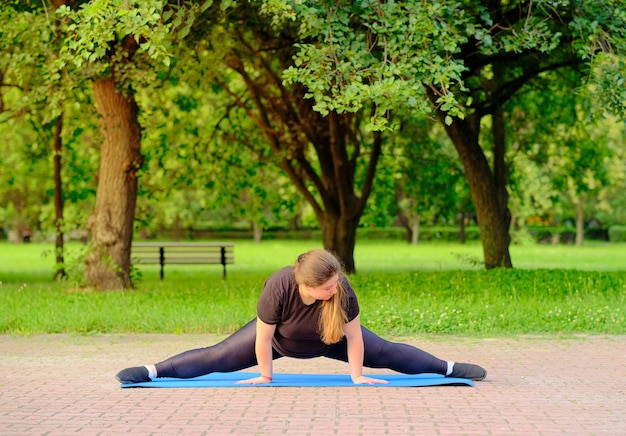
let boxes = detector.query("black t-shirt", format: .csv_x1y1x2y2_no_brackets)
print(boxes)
257,266,360,358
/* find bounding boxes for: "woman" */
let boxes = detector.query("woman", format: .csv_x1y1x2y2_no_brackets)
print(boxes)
116,249,486,385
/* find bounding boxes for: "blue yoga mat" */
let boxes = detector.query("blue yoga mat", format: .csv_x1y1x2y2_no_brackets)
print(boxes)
120,372,473,388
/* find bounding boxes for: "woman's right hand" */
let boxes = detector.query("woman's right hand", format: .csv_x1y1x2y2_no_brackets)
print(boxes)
234,375,272,385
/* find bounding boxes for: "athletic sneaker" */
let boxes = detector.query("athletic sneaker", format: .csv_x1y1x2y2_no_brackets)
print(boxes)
448,362,487,381
115,366,151,384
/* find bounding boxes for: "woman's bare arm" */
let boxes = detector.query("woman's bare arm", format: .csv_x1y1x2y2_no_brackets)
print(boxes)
235,318,276,384
344,316,389,384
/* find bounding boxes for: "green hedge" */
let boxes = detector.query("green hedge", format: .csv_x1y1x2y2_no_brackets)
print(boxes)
139,225,621,244
356,226,481,242
526,226,610,243
145,226,482,242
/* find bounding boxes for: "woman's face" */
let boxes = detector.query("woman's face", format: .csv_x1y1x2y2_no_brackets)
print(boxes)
305,273,339,301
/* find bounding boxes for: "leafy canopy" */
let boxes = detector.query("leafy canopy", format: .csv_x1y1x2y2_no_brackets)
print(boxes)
262,0,626,125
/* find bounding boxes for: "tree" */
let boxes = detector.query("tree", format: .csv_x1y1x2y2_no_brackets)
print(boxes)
264,0,626,269
188,3,385,272
529,106,618,245
594,122,626,228
0,1,69,276
0,117,49,241
211,139,302,243
506,69,625,244
133,47,302,242
391,118,466,244
55,0,212,288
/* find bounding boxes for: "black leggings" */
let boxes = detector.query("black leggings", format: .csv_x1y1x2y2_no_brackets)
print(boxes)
155,318,448,378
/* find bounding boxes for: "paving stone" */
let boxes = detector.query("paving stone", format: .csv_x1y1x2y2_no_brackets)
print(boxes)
0,334,624,435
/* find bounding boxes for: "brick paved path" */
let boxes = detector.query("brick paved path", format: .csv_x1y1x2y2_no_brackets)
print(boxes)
1,334,624,435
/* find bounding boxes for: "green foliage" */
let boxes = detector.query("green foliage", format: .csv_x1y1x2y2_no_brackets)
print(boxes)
52,243,90,286
2,0,625,276
0,117,50,238
268,0,626,126
608,225,626,242
58,0,189,66
506,67,626,233
569,2,626,117
589,52,626,117
278,0,468,125
524,226,580,243
258,0,626,270
383,117,468,232
53,0,217,94
0,95,100,241
0,3,67,121
133,45,303,237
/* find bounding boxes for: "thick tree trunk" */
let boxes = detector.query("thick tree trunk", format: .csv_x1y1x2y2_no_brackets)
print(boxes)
451,122,511,268
429,89,511,269
53,113,66,280
85,77,142,289
313,113,381,274
321,209,358,273
492,103,512,250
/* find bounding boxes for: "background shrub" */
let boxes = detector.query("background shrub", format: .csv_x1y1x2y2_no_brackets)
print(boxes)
608,225,626,242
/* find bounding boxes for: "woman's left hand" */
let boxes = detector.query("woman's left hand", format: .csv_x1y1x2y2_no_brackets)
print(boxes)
352,375,389,385
234,376,272,385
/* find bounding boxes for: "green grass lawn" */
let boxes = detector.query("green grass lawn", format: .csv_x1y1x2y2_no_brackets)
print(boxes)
2,239,625,278
1,240,625,336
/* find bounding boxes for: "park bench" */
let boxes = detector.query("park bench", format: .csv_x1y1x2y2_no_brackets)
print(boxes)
131,242,234,280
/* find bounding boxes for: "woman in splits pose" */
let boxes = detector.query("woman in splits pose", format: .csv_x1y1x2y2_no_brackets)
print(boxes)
116,249,487,385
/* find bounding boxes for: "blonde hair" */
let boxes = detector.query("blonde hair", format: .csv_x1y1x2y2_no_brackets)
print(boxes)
294,249,348,344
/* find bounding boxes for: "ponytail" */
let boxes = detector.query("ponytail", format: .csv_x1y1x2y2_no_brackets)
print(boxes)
294,249,348,344
319,279,348,344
